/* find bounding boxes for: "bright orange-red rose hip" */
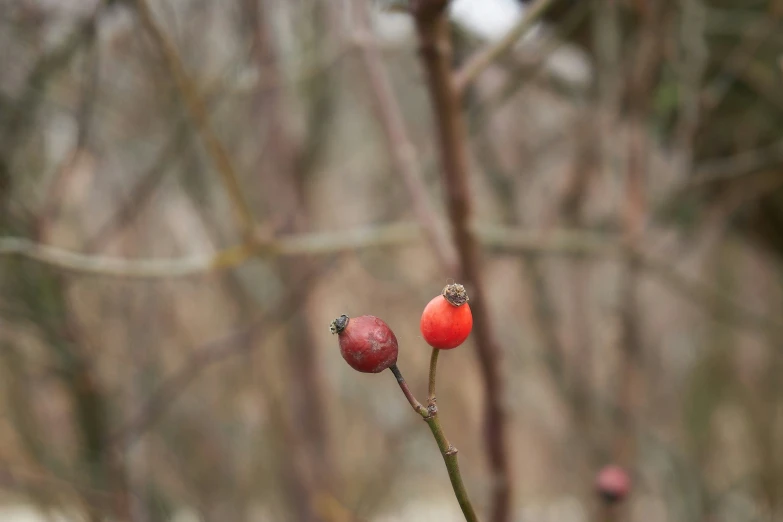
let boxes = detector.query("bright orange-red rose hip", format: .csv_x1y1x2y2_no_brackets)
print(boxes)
420,283,473,350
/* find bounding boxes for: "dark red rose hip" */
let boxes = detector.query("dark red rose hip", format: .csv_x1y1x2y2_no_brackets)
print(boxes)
330,314,399,373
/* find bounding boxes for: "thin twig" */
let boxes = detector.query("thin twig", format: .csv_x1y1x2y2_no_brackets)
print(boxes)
453,0,556,95
701,15,781,111
84,122,189,252
111,323,257,449
388,364,479,522
0,223,610,278
112,257,340,449
412,3,513,520
610,4,665,513
350,0,458,274
389,364,428,418
3,223,780,338
245,1,337,518
673,0,707,174
133,0,256,240
0,465,120,508
35,28,100,240
686,138,783,188
0,222,420,278
0,10,98,154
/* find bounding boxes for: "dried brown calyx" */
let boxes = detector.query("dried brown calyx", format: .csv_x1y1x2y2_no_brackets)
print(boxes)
442,283,468,307
330,314,349,334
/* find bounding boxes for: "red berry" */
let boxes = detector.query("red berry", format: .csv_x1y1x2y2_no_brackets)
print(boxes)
330,314,398,373
595,465,631,504
420,283,473,350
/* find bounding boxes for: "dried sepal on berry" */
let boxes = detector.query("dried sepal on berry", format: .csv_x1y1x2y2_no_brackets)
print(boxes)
442,283,468,306
330,314,349,334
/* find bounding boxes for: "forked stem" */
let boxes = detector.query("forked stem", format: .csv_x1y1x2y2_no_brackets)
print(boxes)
388,363,479,522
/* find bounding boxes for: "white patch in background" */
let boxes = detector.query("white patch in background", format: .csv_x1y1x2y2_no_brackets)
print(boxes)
518,497,587,522
373,0,529,45
45,112,77,167
0,505,78,522
171,507,205,522
373,499,463,522
449,0,525,41
545,45,594,89
370,8,415,44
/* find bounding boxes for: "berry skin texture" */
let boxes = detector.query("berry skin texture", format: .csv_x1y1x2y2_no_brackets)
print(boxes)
420,283,473,350
595,465,631,504
330,315,398,373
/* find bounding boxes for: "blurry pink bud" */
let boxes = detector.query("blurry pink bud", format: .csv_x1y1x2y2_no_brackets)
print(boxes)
595,465,631,503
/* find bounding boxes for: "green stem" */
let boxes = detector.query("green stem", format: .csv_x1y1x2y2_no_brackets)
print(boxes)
423,412,479,522
428,347,440,406
388,363,480,522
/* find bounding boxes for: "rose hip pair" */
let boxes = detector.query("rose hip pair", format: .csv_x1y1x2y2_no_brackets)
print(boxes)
331,284,479,521
330,283,473,373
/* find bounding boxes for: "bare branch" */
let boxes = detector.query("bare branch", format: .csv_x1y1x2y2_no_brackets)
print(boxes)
453,0,555,95
110,256,341,450
2,222,779,339
0,222,419,277
133,0,257,240
411,3,513,520
350,0,458,274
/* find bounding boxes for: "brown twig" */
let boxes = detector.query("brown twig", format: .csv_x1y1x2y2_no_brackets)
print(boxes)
133,0,256,241
245,1,336,518
701,14,780,111
84,122,189,252
469,101,567,386
608,4,665,518
389,364,428,418
4,221,781,339
35,28,100,240
453,0,556,95
679,138,783,189
0,222,420,277
673,0,707,173
0,10,98,156
411,3,512,520
0,464,123,512
350,0,458,274
465,1,591,133
111,256,340,450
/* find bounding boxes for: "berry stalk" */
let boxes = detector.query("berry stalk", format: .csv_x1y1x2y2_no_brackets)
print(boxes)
428,347,439,407
389,364,479,522
389,364,427,418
